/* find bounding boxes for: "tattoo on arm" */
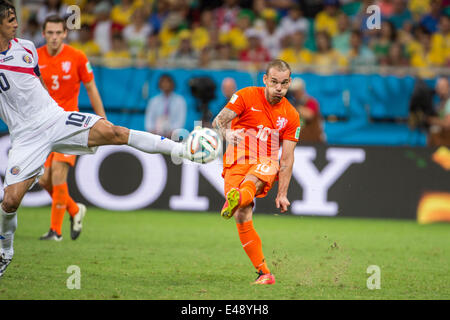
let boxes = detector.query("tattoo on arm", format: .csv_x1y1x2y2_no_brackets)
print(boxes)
212,108,237,139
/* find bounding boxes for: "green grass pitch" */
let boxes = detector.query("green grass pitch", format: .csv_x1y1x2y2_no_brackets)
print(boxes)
0,207,449,300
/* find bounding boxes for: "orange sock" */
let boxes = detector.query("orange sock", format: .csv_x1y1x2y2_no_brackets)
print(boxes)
50,184,68,235
42,183,78,217
239,180,256,208
66,194,79,218
236,220,270,274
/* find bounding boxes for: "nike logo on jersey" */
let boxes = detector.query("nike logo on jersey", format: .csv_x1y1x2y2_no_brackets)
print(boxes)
251,107,262,112
39,65,47,68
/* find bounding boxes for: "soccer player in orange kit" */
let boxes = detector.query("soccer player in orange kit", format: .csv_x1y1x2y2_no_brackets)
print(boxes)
212,60,301,285
37,15,106,241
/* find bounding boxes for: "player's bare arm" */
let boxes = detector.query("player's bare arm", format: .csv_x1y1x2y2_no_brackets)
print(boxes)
84,80,107,119
276,139,296,213
38,75,49,91
212,108,243,145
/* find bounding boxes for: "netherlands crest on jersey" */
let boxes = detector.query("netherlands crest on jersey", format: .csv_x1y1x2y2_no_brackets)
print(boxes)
276,116,288,130
61,61,71,73
22,54,33,64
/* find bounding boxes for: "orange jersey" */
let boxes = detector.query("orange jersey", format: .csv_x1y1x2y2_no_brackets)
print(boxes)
37,44,94,111
223,86,301,167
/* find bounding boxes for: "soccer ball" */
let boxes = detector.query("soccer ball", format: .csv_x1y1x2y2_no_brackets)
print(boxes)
186,127,222,163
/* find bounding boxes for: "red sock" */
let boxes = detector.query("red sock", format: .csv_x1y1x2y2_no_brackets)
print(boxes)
236,220,270,274
239,180,256,208
50,184,68,235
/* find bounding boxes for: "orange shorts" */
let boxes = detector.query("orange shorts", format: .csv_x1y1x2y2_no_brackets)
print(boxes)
222,159,279,198
44,152,77,168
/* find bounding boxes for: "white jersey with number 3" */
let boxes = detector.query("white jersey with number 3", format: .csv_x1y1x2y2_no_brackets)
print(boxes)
0,38,64,143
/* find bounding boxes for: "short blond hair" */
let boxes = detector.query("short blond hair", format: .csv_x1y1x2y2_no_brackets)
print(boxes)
265,59,291,76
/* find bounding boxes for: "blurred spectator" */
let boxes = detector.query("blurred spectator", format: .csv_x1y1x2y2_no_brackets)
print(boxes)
431,14,450,66
410,26,444,78
239,28,271,66
123,9,153,57
259,8,284,59
288,77,326,143
103,33,132,68
169,30,199,64
215,41,235,63
428,76,450,145
78,1,98,27
214,0,241,33
279,4,309,36
388,0,413,30
315,0,341,37
312,31,348,73
252,0,266,17
384,42,409,66
278,30,313,66
92,1,123,54
267,0,298,17
332,12,352,55
219,9,253,53
370,20,397,65
409,0,432,21
37,0,68,26
198,45,213,68
377,0,395,18
148,0,170,34
22,16,45,48
111,0,137,27
70,24,102,58
221,77,237,104
191,9,213,52
145,74,187,137
159,12,187,58
420,0,442,33
347,30,376,68
138,32,161,66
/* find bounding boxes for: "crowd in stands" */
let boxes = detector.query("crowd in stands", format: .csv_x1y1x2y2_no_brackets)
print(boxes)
18,0,450,77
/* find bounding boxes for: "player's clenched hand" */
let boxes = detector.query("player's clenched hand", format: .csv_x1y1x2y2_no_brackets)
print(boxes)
225,128,245,146
275,195,290,213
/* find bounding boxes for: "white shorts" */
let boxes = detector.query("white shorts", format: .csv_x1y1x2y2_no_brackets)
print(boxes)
4,111,103,188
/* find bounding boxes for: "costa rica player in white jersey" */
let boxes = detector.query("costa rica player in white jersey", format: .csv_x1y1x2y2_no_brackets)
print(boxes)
0,0,198,278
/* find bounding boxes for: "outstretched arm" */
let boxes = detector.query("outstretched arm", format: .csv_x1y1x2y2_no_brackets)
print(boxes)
276,139,297,213
84,80,107,119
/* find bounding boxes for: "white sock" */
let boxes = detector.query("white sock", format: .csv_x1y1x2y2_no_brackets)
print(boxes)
127,130,185,158
0,205,17,260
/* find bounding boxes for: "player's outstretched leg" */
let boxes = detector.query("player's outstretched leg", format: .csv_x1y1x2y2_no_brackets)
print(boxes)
87,120,192,160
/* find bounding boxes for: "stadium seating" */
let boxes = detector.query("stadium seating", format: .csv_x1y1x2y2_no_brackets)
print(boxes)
0,67,430,146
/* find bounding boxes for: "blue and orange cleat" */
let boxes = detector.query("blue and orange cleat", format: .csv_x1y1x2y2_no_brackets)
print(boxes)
252,270,276,285
221,188,241,219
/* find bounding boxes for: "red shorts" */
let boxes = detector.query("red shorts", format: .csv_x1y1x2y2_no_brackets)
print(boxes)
44,152,77,168
222,159,279,198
